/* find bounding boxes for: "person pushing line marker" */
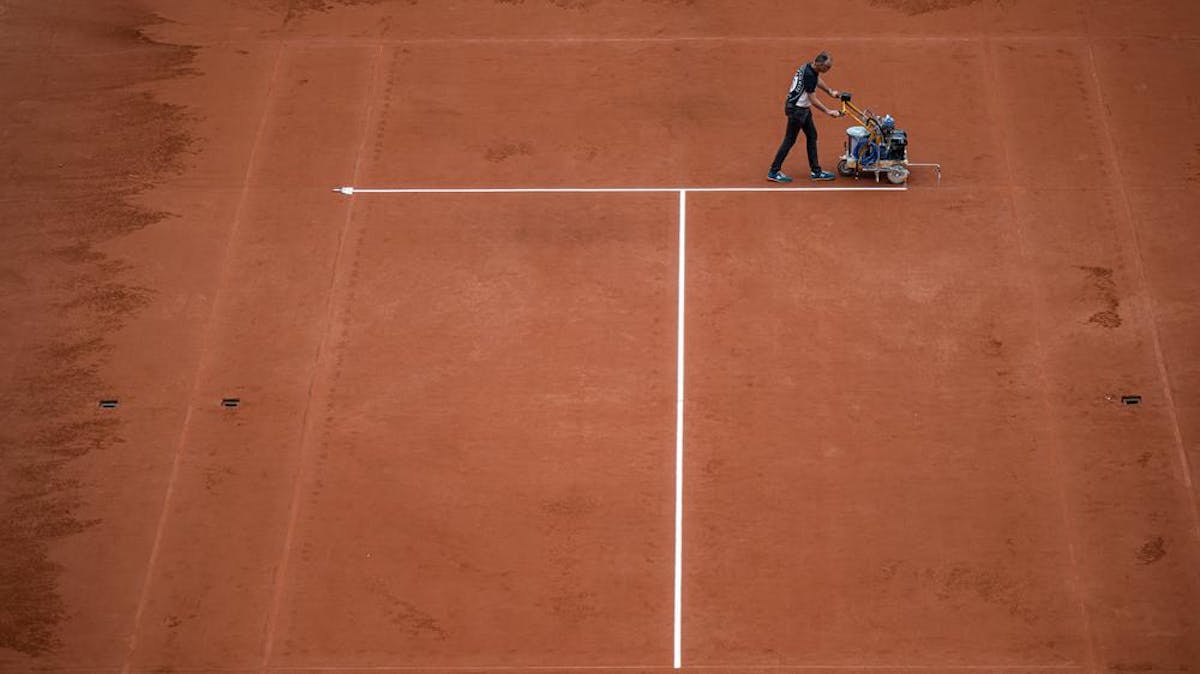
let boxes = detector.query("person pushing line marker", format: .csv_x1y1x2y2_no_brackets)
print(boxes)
768,51,844,183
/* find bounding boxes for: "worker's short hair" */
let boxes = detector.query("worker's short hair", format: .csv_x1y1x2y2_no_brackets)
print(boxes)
814,51,831,64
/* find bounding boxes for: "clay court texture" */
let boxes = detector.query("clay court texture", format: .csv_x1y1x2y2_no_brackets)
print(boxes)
3,0,1200,672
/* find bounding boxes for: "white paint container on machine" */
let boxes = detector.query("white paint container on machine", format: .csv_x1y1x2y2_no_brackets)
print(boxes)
846,126,871,161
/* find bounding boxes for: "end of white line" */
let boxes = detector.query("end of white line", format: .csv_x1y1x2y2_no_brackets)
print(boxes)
333,186,355,195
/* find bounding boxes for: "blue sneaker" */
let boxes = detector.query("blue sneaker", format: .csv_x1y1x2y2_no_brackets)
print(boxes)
767,171,793,183
810,170,836,181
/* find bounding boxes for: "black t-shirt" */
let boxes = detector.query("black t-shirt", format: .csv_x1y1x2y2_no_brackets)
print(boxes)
785,63,819,108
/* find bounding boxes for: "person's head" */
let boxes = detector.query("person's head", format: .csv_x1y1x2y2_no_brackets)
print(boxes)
813,51,833,73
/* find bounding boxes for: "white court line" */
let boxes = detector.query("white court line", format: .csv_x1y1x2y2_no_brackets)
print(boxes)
674,190,686,669
334,186,905,194
681,662,1084,666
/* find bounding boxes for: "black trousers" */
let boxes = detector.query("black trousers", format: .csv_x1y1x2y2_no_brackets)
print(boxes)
770,105,820,174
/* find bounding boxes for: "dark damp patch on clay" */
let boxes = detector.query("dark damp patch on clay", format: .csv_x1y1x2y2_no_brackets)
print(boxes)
0,3,196,657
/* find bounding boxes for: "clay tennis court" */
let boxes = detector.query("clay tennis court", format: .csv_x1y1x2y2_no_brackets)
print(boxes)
2,1,1199,672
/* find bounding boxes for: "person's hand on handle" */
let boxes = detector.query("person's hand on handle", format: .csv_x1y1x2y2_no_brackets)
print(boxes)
828,108,842,118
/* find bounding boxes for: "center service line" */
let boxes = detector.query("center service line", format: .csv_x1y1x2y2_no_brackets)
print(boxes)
674,189,686,669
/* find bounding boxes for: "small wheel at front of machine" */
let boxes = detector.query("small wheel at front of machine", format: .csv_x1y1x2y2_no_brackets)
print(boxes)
886,165,909,184
836,158,855,177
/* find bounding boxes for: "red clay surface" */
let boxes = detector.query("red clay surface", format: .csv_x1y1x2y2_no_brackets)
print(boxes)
2,1,1199,672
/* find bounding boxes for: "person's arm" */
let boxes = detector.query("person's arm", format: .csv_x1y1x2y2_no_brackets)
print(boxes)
805,69,842,117
816,79,844,116
811,93,843,117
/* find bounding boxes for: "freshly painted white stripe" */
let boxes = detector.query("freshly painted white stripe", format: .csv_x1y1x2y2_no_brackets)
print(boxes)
676,662,1089,666
334,186,906,195
673,189,686,669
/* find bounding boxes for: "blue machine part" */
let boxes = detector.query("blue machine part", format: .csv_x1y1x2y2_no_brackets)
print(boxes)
880,114,895,131
855,140,880,167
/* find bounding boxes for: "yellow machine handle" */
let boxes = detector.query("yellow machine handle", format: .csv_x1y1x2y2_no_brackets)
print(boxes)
839,96,884,143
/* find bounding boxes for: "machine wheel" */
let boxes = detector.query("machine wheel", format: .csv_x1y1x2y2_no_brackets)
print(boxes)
886,166,909,184
836,159,855,177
